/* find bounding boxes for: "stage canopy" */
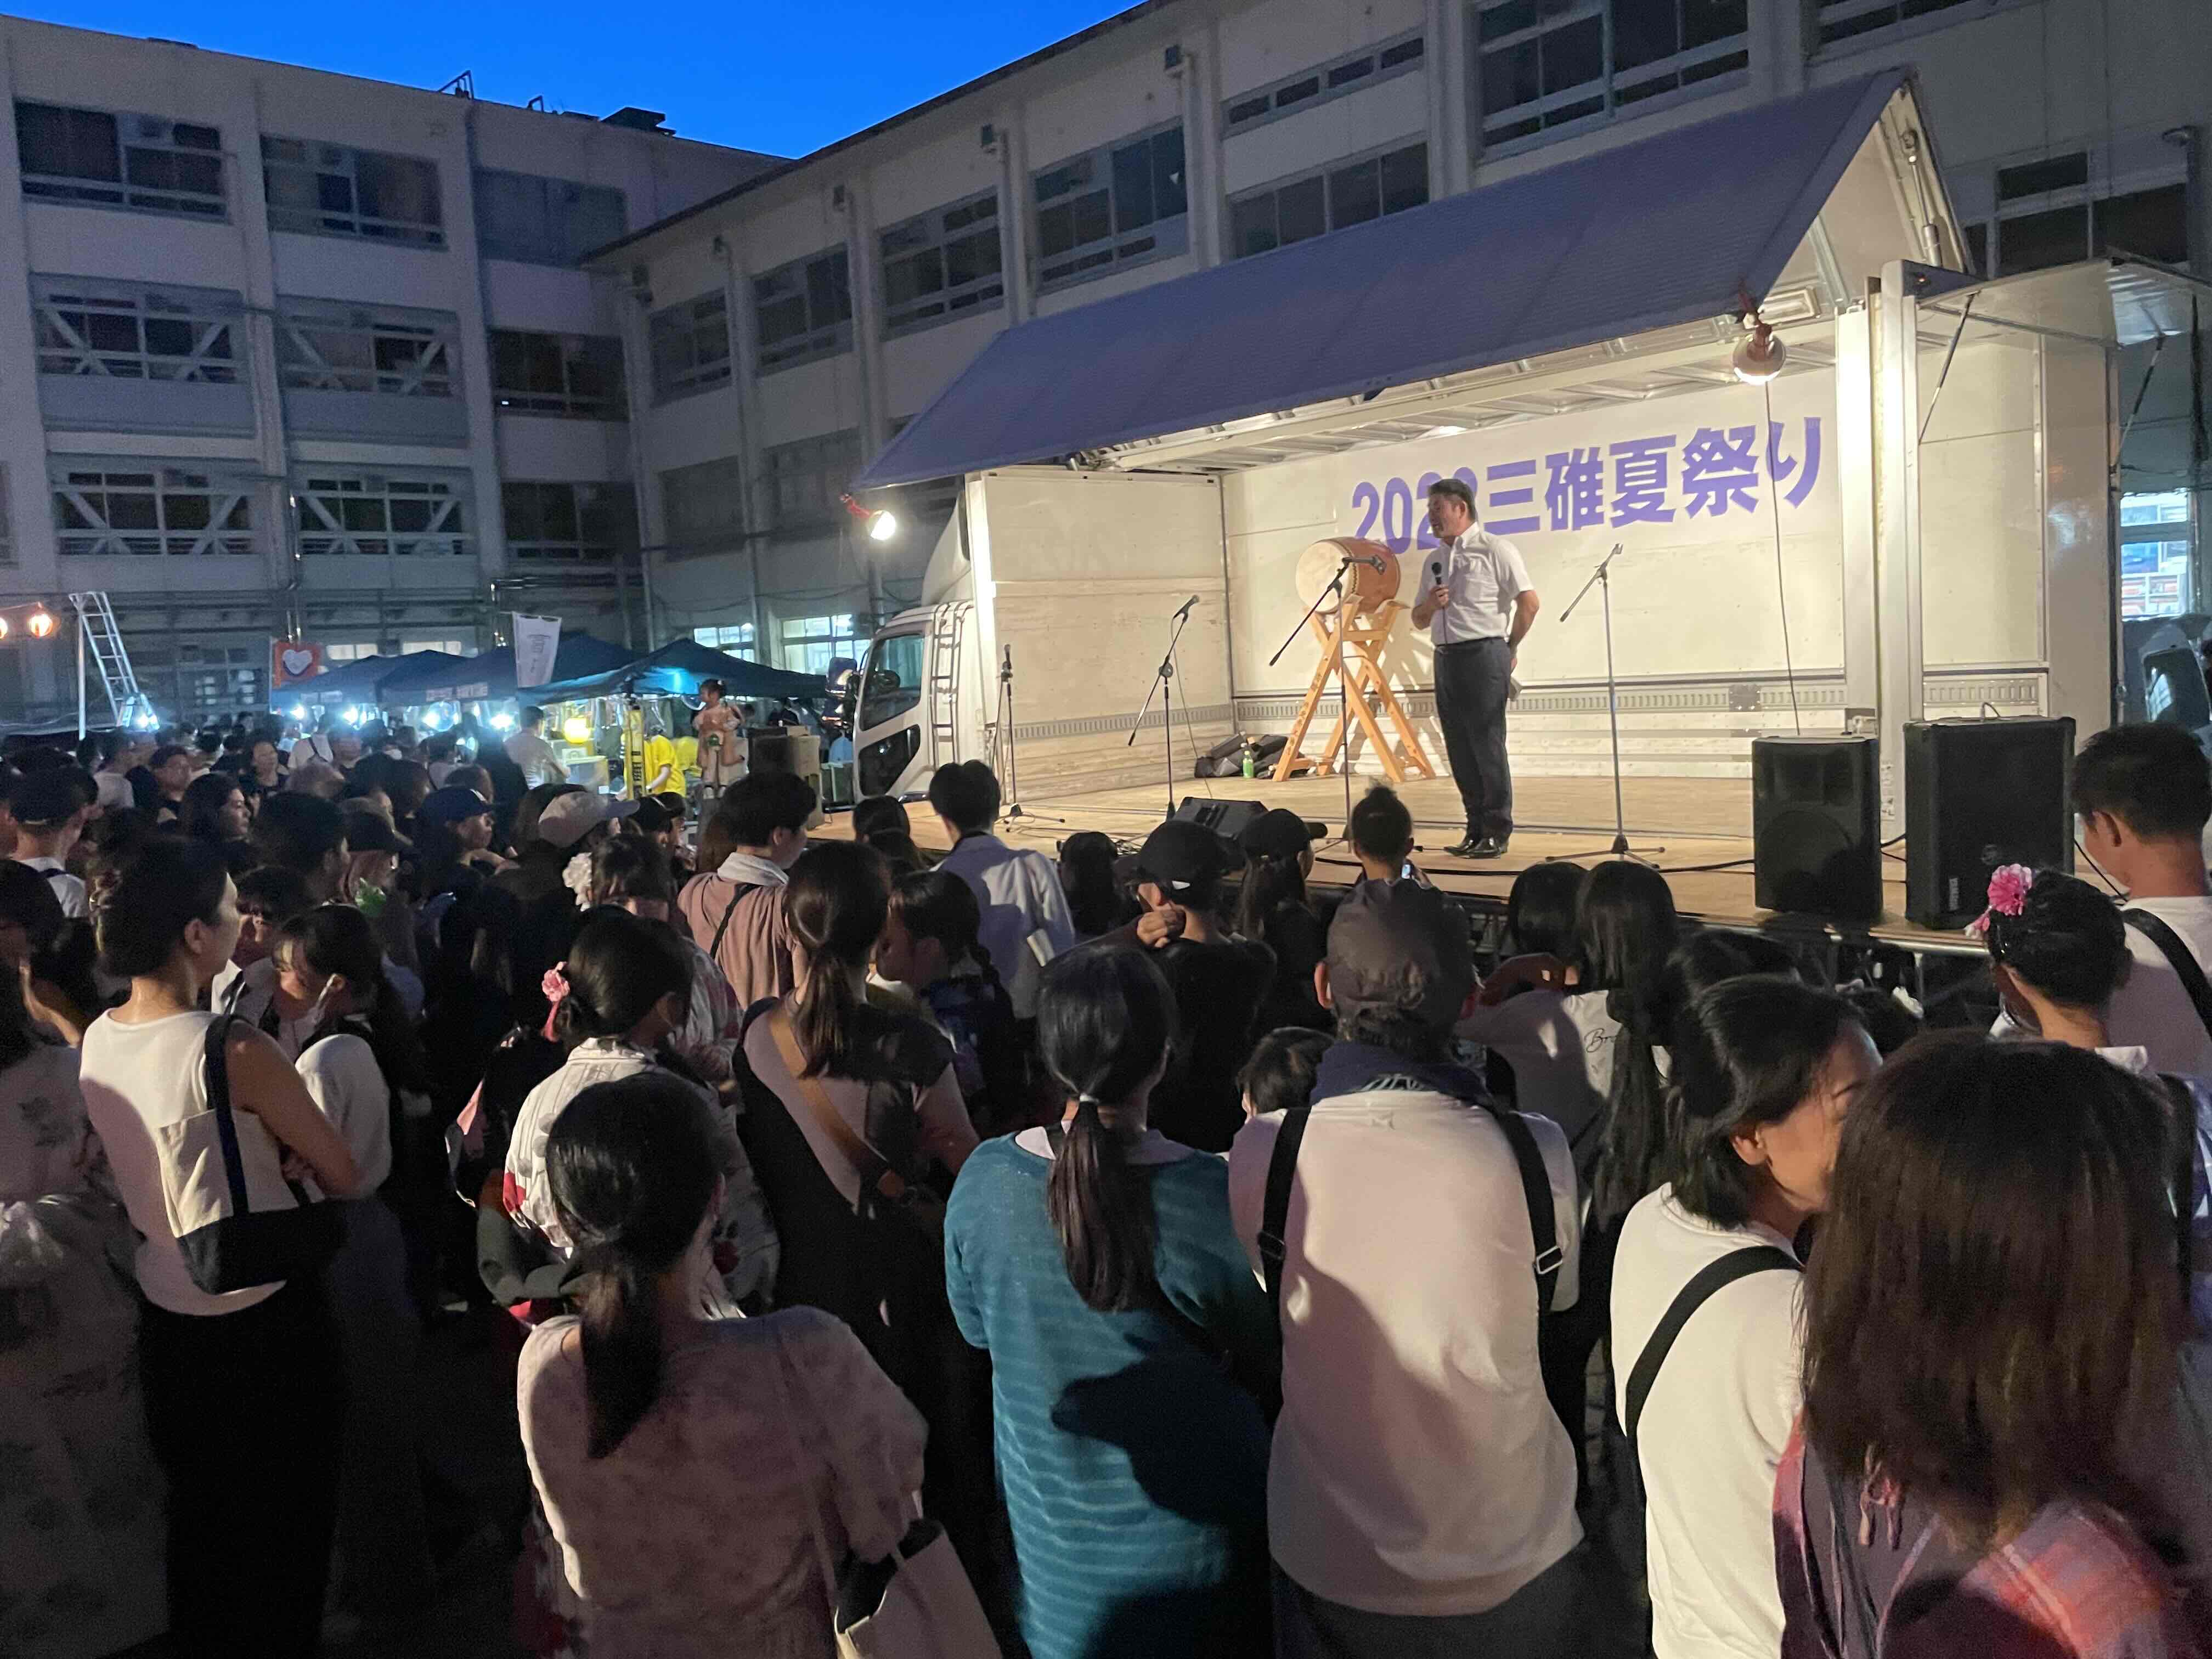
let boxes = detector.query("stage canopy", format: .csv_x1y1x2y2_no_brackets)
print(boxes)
388,633,635,704
854,70,1915,490
533,637,826,702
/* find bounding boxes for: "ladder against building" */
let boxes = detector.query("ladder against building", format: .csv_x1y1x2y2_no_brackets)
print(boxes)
67,591,153,735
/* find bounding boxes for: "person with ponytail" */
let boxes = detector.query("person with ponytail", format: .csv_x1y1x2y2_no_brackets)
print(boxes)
504,908,778,1313
876,867,1026,1136
944,946,1278,1659
583,836,741,1085
268,904,435,1630
517,1075,924,1659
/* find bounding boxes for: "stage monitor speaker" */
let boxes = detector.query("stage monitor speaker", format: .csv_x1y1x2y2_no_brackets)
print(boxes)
1172,796,1270,865
1753,736,1881,924
1904,716,2074,929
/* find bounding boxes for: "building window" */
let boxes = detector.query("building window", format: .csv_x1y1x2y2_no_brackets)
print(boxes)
1223,30,1427,135
754,250,854,373
1815,0,1977,47
1033,123,1188,291
661,457,748,558
474,169,626,266
648,292,732,403
1476,0,1748,150
1968,174,2189,279
692,623,757,657
276,301,458,398
881,193,1004,336
1230,142,1429,258
502,481,636,564
765,431,862,532
489,330,625,417
2122,489,2194,623
295,471,470,557
262,137,444,247
34,281,239,381
399,636,471,656
53,464,255,556
15,101,226,218
324,642,379,663
778,613,858,677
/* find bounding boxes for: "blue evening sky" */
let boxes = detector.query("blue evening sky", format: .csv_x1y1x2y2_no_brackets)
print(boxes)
16,1,1135,156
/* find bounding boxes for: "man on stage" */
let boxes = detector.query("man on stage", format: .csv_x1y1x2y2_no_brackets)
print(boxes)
1411,477,1539,859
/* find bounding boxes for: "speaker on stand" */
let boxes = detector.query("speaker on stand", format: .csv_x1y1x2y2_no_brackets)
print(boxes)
1752,736,1882,924
1904,717,2075,929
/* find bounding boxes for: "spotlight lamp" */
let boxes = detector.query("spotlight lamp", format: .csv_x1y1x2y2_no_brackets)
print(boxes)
841,492,900,544
1732,312,1788,385
26,608,54,639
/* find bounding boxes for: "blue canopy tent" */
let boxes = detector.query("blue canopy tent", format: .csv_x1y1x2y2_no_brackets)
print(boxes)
533,638,825,703
853,72,1912,489
276,651,468,712
385,633,635,704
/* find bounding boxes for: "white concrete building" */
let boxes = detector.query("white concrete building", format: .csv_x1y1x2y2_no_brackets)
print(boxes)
0,15,780,725
591,0,2208,764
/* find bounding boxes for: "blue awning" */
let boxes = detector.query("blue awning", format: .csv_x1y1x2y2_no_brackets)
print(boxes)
854,71,1907,490
533,638,827,703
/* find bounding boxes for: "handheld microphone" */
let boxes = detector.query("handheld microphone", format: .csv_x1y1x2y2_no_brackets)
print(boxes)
1173,595,1199,620
1430,558,1444,585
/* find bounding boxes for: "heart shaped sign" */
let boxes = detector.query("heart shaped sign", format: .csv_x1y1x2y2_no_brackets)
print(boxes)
281,648,316,678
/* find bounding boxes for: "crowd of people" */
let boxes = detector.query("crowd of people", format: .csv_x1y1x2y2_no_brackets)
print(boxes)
8,710,2212,1659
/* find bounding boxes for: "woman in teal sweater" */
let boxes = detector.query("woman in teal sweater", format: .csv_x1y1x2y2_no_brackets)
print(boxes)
945,946,1279,1659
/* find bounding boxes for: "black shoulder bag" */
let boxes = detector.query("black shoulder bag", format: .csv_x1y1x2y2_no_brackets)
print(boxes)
1622,1244,1800,1462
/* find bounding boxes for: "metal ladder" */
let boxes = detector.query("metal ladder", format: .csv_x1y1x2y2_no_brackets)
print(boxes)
68,591,151,730
928,601,969,765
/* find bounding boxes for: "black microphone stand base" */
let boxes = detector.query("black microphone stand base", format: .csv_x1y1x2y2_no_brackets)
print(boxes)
1545,548,1664,868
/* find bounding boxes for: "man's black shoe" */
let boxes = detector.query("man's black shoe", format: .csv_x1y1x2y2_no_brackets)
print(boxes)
1468,836,1510,859
1444,836,1484,857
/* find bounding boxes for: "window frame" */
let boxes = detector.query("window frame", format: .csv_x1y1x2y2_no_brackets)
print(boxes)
52,461,257,557
1031,120,1190,295
33,277,242,383
1222,29,1427,137
753,249,855,374
2120,488,2196,624
1228,139,1431,261
1474,0,1750,156
472,167,627,267
777,612,860,678
276,300,459,399
661,456,749,560
261,135,445,249
15,100,228,220
879,190,1006,338
692,623,758,657
489,329,627,419
764,430,864,534
500,479,636,565
1957,167,2190,280
1812,0,1986,50
648,291,733,404
292,469,472,558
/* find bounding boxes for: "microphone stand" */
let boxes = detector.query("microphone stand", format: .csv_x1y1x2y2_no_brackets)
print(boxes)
1129,600,1198,819
1267,556,1359,850
1551,542,1663,864
997,646,1062,826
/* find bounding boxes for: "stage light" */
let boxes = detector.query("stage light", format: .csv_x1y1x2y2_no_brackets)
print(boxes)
133,712,157,731
489,711,516,732
420,710,443,731
562,715,591,743
1732,318,1787,385
289,704,308,721
343,706,363,725
0,617,14,641
841,492,900,543
26,608,54,639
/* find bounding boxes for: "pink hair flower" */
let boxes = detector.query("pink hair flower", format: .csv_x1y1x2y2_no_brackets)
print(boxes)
541,964,571,1006
1967,863,2036,936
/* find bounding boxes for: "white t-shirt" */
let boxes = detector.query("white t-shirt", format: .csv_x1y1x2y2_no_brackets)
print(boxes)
1427,529,1532,646
1228,1085,1582,1617
14,854,86,919
1610,1186,1803,1659
2109,896,2212,1077
1455,987,1620,1147
298,1029,391,1193
935,833,1078,1019
79,1008,287,1315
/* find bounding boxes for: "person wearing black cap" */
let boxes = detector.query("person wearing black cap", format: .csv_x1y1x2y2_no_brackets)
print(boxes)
9,768,92,918
1228,879,1589,1657
1101,817,1276,1154
1235,808,1330,1034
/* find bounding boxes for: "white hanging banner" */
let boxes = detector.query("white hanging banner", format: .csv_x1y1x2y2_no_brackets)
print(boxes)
512,613,563,689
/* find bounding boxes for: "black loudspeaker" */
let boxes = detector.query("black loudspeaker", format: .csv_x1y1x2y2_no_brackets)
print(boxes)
1904,717,2074,929
1753,736,1882,923
1172,796,1269,866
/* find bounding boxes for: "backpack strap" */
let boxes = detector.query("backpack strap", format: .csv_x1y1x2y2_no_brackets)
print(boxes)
2123,909,2212,1044
765,1006,905,1204
1481,1102,1564,1317
709,879,761,959
2160,1073,2200,1301
201,1013,249,1215
1625,1244,1801,1458
1256,1103,1312,1307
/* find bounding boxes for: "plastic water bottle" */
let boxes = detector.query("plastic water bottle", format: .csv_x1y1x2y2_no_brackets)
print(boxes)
1241,741,1256,780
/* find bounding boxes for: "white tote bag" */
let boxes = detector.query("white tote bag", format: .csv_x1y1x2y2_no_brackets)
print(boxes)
770,1329,1000,1659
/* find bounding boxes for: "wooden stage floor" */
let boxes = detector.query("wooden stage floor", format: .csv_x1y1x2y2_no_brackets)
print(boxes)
878,772,1978,958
